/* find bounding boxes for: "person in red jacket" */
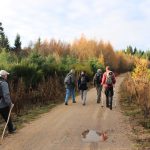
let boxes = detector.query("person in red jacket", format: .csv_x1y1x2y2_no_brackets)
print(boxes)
101,66,116,110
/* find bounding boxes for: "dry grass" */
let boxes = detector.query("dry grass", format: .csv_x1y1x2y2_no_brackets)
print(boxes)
120,74,150,150
10,75,65,115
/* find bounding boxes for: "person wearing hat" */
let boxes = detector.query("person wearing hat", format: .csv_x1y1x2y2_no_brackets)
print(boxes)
78,71,89,105
64,69,76,105
93,69,103,103
0,70,16,133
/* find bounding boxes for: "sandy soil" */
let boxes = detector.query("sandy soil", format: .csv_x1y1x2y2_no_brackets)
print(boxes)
0,74,134,150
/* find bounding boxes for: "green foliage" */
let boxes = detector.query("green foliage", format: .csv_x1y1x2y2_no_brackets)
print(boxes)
124,45,145,58
126,45,133,55
0,22,10,50
11,63,43,88
46,54,56,64
89,58,105,74
28,51,45,67
14,34,21,51
0,50,18,69
58,55,78,72
143,50,150,61
73,63,93,76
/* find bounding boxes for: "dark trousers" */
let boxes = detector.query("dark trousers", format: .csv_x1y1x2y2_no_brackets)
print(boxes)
105,87,114,109
0,106,14,132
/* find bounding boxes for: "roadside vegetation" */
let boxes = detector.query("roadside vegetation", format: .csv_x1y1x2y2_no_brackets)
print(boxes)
120,59,150,150
1,21,150,148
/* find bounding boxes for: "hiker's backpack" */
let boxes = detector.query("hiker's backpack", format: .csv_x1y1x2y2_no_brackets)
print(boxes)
80,75,86,85
0,81,3,99
64,74,71,85
95,73,103,85
106,71,113,85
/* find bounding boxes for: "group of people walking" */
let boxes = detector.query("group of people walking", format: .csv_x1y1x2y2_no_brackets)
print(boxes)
64,66,116,110
0,66,115,135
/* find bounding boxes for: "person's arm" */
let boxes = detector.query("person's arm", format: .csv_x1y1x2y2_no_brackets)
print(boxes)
78,77,81,90
101,73,106,85
1,82,12,107
86,75,89,82
93,74,96,86
112,73,116,84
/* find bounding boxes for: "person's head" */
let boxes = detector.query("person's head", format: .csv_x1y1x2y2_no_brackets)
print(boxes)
97,69,102,73
70,69,75,74
106,66,110,72
81,71,85,76
0,70,10,80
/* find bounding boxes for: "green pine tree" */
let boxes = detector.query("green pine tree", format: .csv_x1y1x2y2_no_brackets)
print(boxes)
0,22,10,51
126,45,133,55
14,34,22,52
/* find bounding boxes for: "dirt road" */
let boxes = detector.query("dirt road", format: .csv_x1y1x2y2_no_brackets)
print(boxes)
0,75,134,150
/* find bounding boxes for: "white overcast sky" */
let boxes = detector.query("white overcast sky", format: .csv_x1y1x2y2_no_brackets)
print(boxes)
0,0,150,50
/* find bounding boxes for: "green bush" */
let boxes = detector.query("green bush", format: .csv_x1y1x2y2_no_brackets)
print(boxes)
11,63,43,88
89,58,105,74
0,50,18,70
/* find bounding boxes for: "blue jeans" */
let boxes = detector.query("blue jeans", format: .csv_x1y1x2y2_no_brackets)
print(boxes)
65,88,75,103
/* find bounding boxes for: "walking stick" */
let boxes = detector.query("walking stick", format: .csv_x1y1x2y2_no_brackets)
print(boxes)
0,104,14,145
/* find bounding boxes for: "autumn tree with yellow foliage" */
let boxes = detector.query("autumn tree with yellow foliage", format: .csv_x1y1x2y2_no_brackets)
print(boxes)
131,59,150,118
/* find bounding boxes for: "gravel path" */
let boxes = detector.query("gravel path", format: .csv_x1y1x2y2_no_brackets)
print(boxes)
0,74,134,150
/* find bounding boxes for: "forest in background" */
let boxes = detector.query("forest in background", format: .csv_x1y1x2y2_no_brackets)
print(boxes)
0,22,150,119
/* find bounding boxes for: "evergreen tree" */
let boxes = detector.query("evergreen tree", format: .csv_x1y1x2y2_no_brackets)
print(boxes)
4,36,10,50
34,37,41,50
0,22,4,34
14,34,21,52
0,22,10,50
145,50,150,61
133,47,137,55
126,45,133,55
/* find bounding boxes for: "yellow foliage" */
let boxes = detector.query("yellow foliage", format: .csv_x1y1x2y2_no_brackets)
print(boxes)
98,55,105,66
132,58,149,83
31,36,136,73
71,35,98,60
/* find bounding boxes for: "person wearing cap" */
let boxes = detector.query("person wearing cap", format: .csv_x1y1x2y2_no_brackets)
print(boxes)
101,66,116,110
0,70,16,133
93,69,103,103
64,69,76,105
78,71,89,105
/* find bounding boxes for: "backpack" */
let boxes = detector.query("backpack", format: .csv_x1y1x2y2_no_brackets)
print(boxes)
95,73,103,85
0,81,3,99
64,74,71,85
106,71,113,85
80,75,86,85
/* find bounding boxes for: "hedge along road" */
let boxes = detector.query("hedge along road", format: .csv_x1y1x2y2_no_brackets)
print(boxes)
0,74,134,150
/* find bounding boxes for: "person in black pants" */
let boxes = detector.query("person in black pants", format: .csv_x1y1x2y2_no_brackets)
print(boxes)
0,70,16,133
78,71,89,105
101,66,116,110
0,107,14,133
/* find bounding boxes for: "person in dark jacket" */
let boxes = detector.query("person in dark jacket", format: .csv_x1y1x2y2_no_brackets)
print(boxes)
93,69,103,103
0,70,16,133
78,71,89,105
101,66,116,110
64,69,76,105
